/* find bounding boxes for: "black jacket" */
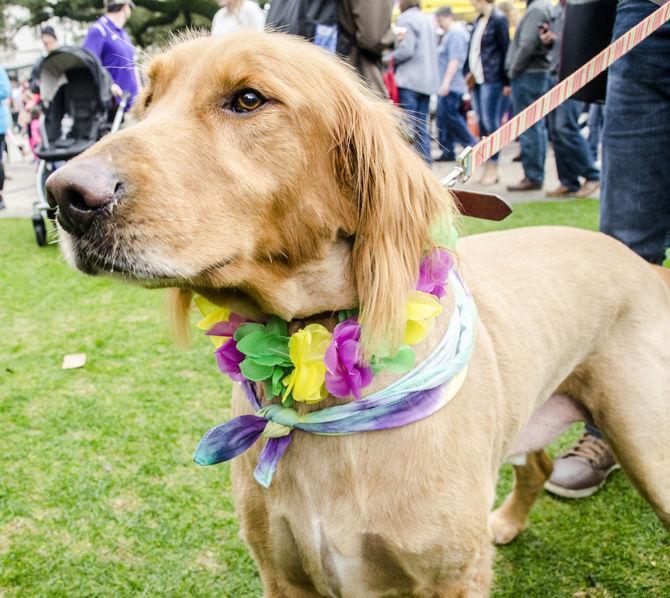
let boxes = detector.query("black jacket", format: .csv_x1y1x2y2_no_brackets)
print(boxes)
465,10,510,86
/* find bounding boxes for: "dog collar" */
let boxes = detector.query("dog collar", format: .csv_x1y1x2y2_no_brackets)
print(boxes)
193,270,477,488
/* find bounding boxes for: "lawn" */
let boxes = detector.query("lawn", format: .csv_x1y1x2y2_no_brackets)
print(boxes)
1,200,668,597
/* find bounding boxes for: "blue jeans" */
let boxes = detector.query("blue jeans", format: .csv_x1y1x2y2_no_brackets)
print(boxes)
587,103,603,163
512,72,549,184
601,0,670,264
547,93,600,191
472,82,504,162
436,92,478,159
398,87,432,164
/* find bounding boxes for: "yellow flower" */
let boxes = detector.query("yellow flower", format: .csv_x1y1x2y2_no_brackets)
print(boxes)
283,324,333,403
403,291,443,345
194,295,231,347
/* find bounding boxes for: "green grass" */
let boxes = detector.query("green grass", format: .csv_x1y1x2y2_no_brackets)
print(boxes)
1,201,668,596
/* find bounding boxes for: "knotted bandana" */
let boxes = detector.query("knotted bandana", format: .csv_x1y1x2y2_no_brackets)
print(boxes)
194,271,477,488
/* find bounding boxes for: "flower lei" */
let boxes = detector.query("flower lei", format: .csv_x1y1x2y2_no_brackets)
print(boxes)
195,248,454,406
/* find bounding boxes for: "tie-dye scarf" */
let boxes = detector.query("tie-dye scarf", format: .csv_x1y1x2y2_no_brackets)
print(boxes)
194,271,477,487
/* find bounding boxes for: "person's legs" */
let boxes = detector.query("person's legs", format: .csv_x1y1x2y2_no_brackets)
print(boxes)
436,95,456,160
551,98,600,192
601,1,670,264
479,82,503,163
547,0,670,499
587,103,603,163
508,73,548,191
444,91,477,149
0,133,5,210
398,87,432,164
414,93,432,165
510,73,548,187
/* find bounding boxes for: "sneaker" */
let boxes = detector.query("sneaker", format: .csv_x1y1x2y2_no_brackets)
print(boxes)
545,433,619,498
0,195,5,210
546,185,578,197
575,180,600,198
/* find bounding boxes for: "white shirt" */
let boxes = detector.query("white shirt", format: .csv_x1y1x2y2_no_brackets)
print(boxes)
468,17,487,85
211,1,265,37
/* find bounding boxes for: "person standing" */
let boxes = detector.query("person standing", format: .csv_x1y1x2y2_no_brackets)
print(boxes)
435,7,477,162
82,0,140,108
391,0,439,164
0,66,10,210
29,26,59,94
546,0,670,498
337,0,394,99
505,0,553,191
211,0,265,37
465,0,510,184
543,0,600,198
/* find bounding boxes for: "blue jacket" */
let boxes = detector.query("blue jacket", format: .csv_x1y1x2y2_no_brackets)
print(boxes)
0,67,10,134
464,9,510,86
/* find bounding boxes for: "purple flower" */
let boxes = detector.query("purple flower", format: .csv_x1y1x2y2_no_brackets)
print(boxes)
215,338,245,382
206,312,248,338
416,248,453,298
324,319,373,400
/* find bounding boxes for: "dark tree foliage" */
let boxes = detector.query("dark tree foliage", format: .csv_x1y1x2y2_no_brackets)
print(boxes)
9,0,257,47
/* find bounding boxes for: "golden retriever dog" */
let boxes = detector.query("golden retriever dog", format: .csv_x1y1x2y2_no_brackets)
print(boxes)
46,32,669,596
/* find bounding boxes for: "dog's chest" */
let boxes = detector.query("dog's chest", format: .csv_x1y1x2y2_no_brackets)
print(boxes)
268,510,448,597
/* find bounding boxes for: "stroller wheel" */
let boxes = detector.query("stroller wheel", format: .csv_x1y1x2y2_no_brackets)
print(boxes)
32,214,48,247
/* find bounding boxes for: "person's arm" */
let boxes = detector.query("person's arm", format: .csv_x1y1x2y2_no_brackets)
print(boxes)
507,9,545,80
392,21,417,65
439,58,460,95
494,16,511,86
82,24,105,61
0,69,10,102
247,3,265,32
346,0,394,54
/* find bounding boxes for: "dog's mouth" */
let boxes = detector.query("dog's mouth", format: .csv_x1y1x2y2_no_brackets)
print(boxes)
59,223,189,286
59,223,240,291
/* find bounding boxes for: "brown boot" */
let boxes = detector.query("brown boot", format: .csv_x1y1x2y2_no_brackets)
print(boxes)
507,178,542,192
546,185,578,197
545,432,619,498
575,180,600,198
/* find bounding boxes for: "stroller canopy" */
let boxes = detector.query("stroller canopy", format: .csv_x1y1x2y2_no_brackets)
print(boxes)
38,46,113,110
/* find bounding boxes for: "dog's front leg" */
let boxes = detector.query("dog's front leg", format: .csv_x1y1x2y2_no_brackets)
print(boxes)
489,450,554,545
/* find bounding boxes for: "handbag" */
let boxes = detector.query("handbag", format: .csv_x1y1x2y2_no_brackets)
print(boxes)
560,0,617,103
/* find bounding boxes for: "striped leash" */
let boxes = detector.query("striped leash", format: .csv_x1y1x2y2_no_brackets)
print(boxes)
442,0,670,187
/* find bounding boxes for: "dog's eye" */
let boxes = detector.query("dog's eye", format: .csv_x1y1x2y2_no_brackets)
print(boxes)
230,89,265,113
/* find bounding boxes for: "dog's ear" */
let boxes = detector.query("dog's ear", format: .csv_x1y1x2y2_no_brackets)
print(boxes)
333,95,453,356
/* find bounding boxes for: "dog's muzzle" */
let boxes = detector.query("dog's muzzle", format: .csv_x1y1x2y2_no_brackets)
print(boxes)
46,158,123,237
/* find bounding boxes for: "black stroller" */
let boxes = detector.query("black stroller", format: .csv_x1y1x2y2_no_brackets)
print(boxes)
32,46,128,246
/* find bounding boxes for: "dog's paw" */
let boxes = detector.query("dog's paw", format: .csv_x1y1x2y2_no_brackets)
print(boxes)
489,510,524,545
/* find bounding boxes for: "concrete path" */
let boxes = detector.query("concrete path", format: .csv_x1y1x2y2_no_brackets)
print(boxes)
1,133,592,220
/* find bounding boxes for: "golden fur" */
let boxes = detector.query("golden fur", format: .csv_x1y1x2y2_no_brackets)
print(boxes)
49,32,670,596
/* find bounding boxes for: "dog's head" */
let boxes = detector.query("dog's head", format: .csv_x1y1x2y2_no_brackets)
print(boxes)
47,32,453,353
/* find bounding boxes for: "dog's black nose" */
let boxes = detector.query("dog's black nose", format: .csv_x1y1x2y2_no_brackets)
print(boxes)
46,159,122,236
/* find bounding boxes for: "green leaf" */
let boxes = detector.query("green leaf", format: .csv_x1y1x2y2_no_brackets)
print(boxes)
234,323,265,343
239,358,274,381
271,368,285,398
252,352,286,366
378,346,415,374
235,331,268,357
266,317,288,337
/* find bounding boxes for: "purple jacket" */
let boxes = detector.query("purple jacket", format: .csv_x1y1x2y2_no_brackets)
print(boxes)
82,16,139,107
